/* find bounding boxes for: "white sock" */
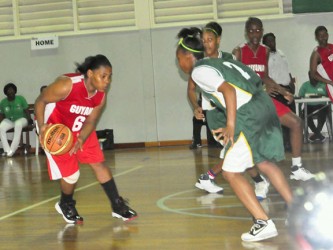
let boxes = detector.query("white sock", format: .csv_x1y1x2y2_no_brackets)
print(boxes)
292,157,302,167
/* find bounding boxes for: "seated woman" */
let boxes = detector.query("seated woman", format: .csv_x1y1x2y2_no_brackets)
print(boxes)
299,72,329,142
0,83,32,157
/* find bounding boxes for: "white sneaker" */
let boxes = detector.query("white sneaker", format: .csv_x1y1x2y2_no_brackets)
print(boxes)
195,174,223,193
254,176,269,200
241,219,278,242
7,150,14,157
290,166,315,181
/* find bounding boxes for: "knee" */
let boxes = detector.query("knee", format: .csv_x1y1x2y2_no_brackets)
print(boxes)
222,171,237,183
291,116,303,130
63,170,80,184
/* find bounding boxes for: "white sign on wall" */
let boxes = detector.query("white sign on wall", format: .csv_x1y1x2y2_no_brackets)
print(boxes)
31,35,59,50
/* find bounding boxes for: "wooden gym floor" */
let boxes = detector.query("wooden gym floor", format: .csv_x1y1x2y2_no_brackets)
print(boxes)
0,141,331,250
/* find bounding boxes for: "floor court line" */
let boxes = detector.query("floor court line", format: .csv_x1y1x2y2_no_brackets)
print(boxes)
0,164,144,221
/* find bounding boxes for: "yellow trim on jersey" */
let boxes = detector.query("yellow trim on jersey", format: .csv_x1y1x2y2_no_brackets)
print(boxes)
224,131,254,167
227,82,252,98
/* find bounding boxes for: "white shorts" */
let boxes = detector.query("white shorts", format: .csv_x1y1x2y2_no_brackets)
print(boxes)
222,132,254,173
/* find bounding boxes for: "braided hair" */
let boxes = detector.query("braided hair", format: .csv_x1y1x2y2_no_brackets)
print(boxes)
177,27,204,60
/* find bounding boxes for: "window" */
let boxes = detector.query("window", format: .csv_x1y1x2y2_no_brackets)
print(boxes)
0,0,292,41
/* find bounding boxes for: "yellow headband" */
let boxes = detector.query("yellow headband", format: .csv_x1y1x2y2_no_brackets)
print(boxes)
203,27,218,36
178,38,202,53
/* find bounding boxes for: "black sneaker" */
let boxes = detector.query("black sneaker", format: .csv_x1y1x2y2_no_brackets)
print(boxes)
55,201,84,224
308,134,317,142
189,143,202,150
317,133,326,142
112,197,138,221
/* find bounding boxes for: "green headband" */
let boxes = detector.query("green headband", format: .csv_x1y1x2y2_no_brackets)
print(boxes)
203,27,218,36
178,38,203,53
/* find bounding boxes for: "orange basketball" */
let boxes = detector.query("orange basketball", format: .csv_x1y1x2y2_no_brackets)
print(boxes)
43,124,73,155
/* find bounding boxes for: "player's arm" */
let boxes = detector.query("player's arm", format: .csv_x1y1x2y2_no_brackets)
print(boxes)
187,77,204,120
310,50,333,85
76,95,106,146
232,46,241,61
34,76,72,136
212,82,236,147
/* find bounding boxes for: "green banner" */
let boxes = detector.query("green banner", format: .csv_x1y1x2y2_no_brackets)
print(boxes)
293,0,333,13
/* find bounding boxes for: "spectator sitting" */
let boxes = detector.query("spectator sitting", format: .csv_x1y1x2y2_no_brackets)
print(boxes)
298,72,329,142
0,83,32,157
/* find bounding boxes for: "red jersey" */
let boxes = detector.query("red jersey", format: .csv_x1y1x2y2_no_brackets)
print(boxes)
240,43,267,79
45,73,105,135
316,43,333,81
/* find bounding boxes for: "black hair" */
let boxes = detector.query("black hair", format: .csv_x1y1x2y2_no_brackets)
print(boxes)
262,32,275,45
40,85,47,93
3,83,17,95
177,27,204,60
204,22,222,37
315,25,328,36
245,17,263,30
75,54,112,77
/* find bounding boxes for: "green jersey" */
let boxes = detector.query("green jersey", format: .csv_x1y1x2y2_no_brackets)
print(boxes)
192,57,284,165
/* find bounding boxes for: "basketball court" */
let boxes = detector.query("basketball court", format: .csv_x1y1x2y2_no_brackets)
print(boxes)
0,142,331,249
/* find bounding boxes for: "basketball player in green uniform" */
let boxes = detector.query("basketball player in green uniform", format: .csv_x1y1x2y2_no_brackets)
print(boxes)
176,28,293,242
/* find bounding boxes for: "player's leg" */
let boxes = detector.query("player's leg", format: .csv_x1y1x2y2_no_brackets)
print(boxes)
246,167,270,200
256,161,293,204
223,170,278,242
89,162,137,221
55,173,83,224
190,116,204,149
195,158,224,193
81,133,137,221
279,111,314,181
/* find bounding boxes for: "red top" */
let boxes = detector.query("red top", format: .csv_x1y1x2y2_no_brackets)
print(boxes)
240,43,267,79
45,73,105,135
316,43,333,81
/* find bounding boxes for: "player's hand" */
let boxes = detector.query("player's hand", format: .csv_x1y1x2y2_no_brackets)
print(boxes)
283,92,294,104
38,123,52,149
212,126,234,147
265,83,279,97
194,107,205,120
69,135,84,155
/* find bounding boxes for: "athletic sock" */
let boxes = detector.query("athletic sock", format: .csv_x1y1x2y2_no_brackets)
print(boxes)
251,174,264,183
292,157,302,170
101,178,120,209
60,191,74,204
207,169,216,179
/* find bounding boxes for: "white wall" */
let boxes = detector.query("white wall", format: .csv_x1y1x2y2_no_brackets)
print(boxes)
1,12,332,145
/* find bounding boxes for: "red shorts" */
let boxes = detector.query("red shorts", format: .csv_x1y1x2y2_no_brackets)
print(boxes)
271,98,291,117
46,131,104,180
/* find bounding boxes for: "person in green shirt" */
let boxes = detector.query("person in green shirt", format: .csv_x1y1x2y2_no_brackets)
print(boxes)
298,72,329,142
0,83,32,157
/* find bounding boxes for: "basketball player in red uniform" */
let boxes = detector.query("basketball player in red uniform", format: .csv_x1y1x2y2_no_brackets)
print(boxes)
233,17,314,181
35,54,137,224
310,26,333,99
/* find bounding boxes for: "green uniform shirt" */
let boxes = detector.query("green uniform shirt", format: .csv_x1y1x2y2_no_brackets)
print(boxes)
0,95,28,121
192,57,284,164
